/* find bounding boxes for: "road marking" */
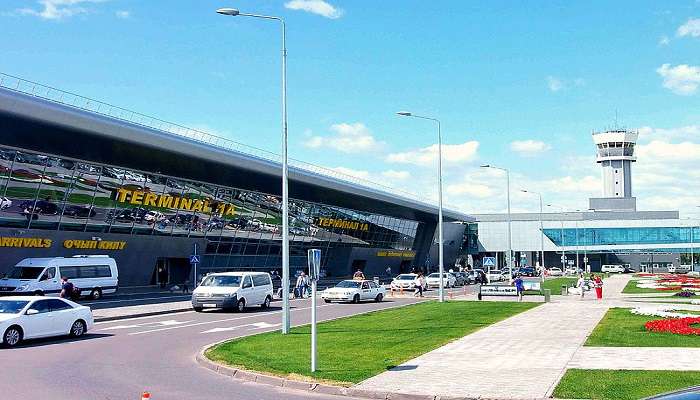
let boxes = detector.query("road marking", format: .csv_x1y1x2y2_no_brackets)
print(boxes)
83,295,190,306
201,322,280,334
98,319,194,331
128,304,333,336
94,311,195,325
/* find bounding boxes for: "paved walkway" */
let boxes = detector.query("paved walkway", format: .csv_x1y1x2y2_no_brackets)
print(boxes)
356,275,632,399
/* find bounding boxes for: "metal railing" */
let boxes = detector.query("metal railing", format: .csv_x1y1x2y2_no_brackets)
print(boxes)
0,72,450,210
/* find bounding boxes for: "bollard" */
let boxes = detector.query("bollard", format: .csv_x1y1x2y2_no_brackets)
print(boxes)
141,392,151,400
543,289,551,302
561,284,568,296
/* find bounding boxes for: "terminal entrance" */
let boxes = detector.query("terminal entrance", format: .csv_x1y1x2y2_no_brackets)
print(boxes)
150,257,191,287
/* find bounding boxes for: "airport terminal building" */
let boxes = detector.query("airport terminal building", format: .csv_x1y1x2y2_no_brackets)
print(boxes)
0,75,474,286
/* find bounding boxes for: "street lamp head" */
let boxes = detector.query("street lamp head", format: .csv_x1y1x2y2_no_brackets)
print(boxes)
216,8,240,16
480,164,491,168
396,111,412,117
521,189,528,193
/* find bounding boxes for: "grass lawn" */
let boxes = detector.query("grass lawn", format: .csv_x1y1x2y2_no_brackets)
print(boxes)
206,301,538,385
540,277,578,295
586,308,700,347
553,369,700,400
622,279,680,294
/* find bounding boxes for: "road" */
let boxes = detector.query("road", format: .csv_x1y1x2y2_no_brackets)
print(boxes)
1,297,422,400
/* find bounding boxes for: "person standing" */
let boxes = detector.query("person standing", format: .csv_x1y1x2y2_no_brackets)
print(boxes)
295,272,308,298
59,277,74,299
577,274,586,299
513,274,525,302
593,274,603,300
385,266,392,278
353,269,366,280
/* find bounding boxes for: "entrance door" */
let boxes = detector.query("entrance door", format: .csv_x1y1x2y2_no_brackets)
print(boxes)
167,258,191,285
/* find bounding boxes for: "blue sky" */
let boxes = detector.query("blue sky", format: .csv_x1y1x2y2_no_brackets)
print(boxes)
2,0,700,216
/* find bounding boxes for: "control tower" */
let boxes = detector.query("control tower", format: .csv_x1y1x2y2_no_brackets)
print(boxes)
589,129,638,212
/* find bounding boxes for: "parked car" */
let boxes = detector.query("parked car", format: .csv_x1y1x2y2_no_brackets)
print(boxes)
519,267,537,277
451,272,467,286
0,296,94,347
390,273,422,291
0,197,11,210
601,265,625,274
467,269,486,284
668,265,691,274
322,280,385,303
547,267,563,276
486,269,504,282
564,267,580,275
63,205,97,219
191,272,273,312
20,200,59,216
425,273,457,288
0,255,118,300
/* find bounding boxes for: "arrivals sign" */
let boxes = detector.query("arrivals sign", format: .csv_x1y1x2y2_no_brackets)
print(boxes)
314,217,369,232
376,250,416,258
0,236,126,251
113,188,236,216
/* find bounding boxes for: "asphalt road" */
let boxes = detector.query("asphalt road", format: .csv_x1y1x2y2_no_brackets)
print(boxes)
1,297,422,400
80,290,193,310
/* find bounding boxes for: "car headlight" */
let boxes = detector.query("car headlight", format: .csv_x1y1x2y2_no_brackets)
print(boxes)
224,293,237,297
17,284,30,291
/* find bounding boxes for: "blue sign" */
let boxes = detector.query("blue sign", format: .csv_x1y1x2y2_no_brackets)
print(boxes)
483,257,496,267
190,255,201,264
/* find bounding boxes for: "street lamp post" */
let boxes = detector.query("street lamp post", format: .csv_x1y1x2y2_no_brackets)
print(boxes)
217,7,291,334
482,165,512,276
547,204,566,271
397,112,445,302
521,190,545,271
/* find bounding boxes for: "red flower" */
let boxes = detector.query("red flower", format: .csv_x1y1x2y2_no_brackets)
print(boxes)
645,317,700,335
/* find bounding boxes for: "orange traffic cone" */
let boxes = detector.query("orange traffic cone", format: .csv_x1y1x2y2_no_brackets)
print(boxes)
141,392,151,400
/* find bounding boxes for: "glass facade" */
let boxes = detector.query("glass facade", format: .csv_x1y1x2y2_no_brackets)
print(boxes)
0,146,420,271
543,227,700,247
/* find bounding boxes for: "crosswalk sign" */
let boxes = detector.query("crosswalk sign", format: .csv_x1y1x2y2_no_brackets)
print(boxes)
483,257,496,267
190,254,200,264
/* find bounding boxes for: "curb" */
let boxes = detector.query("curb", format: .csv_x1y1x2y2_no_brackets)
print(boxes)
94,306,192,322
196,346,546,400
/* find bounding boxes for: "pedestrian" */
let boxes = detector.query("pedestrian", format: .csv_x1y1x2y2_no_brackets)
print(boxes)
182,279,190,294
413,273,424,297
59,277,74,299
577,274,586,299
353,269,365,280
296,272,308,298
385,266,392,278
513,274,525,302
593,274,603,300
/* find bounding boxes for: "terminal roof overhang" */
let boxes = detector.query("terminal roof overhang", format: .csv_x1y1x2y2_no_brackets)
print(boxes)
0,87,473,224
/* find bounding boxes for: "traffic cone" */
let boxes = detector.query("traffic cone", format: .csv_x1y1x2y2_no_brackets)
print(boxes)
141,392,151,400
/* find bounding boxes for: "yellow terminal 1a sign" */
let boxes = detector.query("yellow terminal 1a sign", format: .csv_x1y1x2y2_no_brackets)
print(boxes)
114,188,236,216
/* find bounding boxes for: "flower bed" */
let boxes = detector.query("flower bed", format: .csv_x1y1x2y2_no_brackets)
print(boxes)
645,317,700,335
635,274,700,292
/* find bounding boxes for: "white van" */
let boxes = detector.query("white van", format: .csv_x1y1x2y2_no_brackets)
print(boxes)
601,264,625,273
191,272,273,312
669,265,691,274
0,256,118,299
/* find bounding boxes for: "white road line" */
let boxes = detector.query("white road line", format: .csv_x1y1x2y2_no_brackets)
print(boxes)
94,311,195,325
83,295,190,305
128,304,333,336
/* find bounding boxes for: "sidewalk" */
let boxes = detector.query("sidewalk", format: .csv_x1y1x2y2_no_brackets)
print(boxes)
92,301,191,322
355,275,630,399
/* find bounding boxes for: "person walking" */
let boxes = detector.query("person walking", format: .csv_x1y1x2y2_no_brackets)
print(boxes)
385,266,392,278
59,277,74,299
513,274,525,302
593,274,603,300
577,274,586,299
413,273,424,297
295,272,308,298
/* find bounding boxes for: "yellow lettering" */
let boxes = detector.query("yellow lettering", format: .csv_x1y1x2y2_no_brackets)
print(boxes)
130,191,144,205
202,200,211,213
43,239,52,248
225,204,236,216
172,197,180,209
116,188,130,203
215,204,226,214
158,195,173,208
179,197,192,211
192,200,203,212
143,192,157,207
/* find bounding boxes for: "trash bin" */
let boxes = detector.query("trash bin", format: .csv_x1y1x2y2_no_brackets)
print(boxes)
543,289,551,302
561,285,568,296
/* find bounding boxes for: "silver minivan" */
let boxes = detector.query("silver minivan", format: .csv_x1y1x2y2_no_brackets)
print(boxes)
191,272,273,312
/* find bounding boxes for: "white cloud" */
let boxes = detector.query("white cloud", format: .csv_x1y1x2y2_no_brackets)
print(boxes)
677,18,700,38
284,0,343,19
636,140,700,162
381,170,411,180
386,141,479,167
303,122,384,153
14,0,105,20
115,10,129,19
446,182,494,199
510,140,552,156
547,76,563,92
657,63,700,95
659,35,671,46
638,125,700,141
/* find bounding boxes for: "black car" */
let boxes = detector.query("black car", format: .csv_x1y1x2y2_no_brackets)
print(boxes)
518,267,537,277
63,205,97,218
20,200,59,216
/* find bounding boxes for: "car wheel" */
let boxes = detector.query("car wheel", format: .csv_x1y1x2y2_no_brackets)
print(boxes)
193,306,203,312
236,299,246,312
324,299,331,303
261,296,271,309
90,288,102,300
3,326,22,347
70,320,86,337
375,294,383,302
33,290,43,296
352,294,360,304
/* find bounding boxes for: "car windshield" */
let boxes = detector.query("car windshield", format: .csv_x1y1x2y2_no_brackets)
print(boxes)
396,275,415,280
5,266,45,279
200,275,241,287
0,300,29,314
335,281,361,288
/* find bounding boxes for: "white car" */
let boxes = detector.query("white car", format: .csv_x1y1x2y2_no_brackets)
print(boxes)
390,274,422,291
322,280,385,303
191,272,274,312
486,269,504,282
0,197,11,210
0,296,94,347
601,265,625,273
547,267,563,276
425,273,456,288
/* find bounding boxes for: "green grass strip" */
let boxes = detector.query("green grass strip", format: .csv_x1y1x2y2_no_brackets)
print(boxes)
586,308,700,347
